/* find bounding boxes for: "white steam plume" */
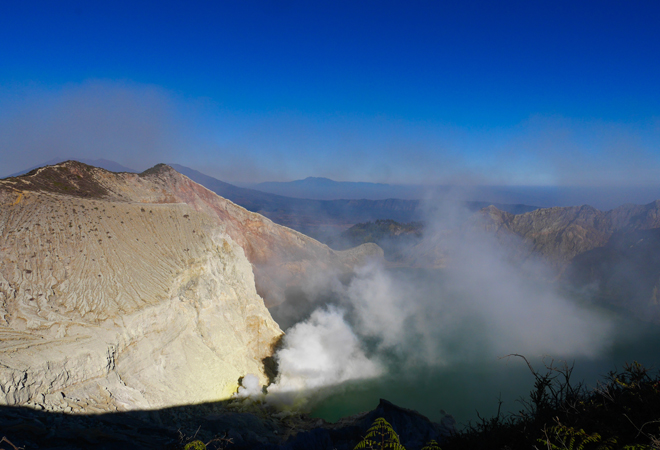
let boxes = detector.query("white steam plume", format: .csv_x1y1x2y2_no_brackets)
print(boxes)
266,307,383,408
264,195,613,409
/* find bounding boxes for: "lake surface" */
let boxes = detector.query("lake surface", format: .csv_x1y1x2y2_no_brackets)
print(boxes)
278,267,660,427
308,314,660,427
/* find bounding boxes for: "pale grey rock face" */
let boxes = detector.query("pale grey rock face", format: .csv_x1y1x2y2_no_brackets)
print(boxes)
0,161,383,413
0,166,284,412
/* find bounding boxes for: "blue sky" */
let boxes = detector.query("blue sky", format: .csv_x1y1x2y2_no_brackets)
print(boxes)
1,1,659,186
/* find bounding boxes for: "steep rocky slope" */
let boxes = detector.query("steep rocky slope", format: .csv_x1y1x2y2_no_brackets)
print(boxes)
395,201,660,273
0,161,381,413
566,228,660,318
475,202,660,268
471,203,660,319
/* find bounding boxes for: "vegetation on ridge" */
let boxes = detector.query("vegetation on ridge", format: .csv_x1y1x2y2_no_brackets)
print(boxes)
442,357,660,450
348,359,660,450
354,417,407,450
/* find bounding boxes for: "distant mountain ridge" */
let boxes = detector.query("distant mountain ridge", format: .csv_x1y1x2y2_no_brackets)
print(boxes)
235,176,420,200
475,201,660,267
7,160,660,321
9,159,660,209
239,178,660,210
170,164,539,241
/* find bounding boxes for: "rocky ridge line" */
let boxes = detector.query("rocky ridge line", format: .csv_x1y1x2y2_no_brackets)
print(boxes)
0,161,382,413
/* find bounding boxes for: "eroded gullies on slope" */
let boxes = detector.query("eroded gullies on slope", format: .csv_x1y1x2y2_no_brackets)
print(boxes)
0,162,285,412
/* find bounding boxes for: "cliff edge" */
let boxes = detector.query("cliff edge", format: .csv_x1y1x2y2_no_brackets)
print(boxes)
0,161,382,412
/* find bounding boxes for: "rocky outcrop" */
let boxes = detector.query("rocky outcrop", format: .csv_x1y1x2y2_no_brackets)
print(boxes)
566,228,660,320
472,201,660,270
474,204,612,269
393,200,660,272
0,161,381,413
1,161,383,306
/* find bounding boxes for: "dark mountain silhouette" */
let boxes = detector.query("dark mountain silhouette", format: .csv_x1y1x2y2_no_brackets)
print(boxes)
170,164,538,241
238,180,660,210
236,176,423,200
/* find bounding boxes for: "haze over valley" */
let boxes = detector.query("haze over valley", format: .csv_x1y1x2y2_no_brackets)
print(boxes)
2,2,660,449
3,160,660,440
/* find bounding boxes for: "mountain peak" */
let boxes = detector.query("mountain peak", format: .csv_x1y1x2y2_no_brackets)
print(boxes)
139,163,176,177
1,161,185,201
6,158,137,178
2,160,110,198
301,176,336,182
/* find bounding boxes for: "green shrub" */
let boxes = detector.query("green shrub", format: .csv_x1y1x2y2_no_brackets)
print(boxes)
354,417,406,450
183,440,206,450
421,440,442,450
442,358,660,450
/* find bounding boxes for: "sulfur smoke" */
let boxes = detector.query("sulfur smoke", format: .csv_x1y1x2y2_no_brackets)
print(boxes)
258,195,614,410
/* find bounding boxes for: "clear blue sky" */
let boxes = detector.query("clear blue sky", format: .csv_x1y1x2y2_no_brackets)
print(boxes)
1,1,659,185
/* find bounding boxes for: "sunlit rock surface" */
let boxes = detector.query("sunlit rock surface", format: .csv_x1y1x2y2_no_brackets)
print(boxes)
0,161,381,412
474,202,660,270
402,201,660,271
